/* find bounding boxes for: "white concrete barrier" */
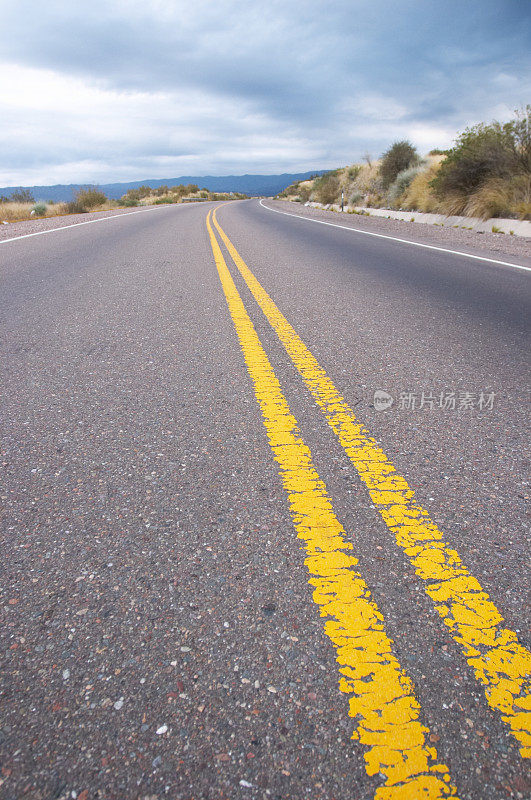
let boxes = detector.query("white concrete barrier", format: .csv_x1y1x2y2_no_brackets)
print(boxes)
304,202,531,238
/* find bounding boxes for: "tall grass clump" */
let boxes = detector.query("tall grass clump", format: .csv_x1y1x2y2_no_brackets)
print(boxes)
387,165,424,207
401,160,443,212
0,201,70,221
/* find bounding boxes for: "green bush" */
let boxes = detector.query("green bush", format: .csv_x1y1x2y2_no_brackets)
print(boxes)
122,188,141,204
379,141,419,188
138,185,152,198
298,185,311,202
154,196,176,204
312,172,341,204
69,188,107,213
431,107,530,201
32,202,47,216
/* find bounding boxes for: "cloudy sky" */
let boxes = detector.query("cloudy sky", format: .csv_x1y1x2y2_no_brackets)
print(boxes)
1,0,529,186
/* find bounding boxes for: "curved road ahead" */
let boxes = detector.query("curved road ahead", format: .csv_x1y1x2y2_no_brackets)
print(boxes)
1,199,530,800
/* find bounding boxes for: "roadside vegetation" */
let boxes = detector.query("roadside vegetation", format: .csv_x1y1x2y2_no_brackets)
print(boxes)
278,106,530,220
0,184,247,223
120,184,246,206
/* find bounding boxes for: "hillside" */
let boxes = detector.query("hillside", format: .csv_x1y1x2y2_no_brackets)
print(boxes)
0,171,328,203
278,107,530,221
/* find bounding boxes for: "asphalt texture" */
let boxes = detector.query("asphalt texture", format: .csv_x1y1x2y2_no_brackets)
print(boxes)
1,199,530,800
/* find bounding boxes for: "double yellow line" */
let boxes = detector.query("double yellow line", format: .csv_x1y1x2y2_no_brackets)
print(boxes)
206,207,530,798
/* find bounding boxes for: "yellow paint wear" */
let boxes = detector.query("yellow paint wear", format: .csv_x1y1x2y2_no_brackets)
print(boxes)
211,208,531,759
206,211,458,799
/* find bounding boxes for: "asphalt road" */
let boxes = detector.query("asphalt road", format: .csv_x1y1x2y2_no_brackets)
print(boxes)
1,199,530,800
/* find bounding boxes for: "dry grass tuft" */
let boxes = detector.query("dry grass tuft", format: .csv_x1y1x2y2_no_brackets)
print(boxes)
0,200,119,222
401,159,443,213
436,175,531,220
465,175,531,220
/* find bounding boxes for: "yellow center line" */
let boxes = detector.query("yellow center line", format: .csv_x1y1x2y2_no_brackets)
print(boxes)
211,208,531,759
206,210,458,800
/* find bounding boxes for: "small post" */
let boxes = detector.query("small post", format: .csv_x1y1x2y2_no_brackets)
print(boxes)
341,190,344,212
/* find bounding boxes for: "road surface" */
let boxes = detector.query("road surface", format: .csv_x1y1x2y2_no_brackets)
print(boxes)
1,199,530,800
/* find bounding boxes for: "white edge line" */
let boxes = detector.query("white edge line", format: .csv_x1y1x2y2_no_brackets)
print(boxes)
0,204,176,245
259,199,531,273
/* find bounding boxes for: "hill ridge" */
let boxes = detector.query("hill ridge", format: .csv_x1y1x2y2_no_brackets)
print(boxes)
0,171,329,202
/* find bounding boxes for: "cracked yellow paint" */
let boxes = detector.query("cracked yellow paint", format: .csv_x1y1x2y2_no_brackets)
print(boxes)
206,211,457,799
211,208,531,758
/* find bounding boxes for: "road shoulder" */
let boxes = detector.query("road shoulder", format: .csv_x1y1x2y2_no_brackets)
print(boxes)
261,199,531,266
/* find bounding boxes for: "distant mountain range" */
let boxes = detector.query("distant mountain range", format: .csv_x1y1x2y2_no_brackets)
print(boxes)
0,171,328,202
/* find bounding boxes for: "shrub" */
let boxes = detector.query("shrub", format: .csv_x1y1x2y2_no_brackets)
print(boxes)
387,165,424,206
69,188,108,213
379,141,419,188
347,165,361,180
10,189,35,203
431,107,531,218
297,185,311,202
312,172,340,204
508,105,531,174
154,185,169,197
154,196,176,204
432,109,530,200
122,188,142,204
32,202,47,216
432,125,511,197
